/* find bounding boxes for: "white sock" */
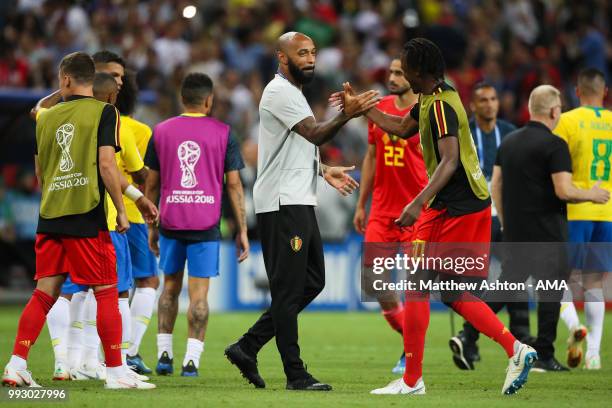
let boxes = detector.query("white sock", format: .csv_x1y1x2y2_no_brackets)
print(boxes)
46,296,70,364
157,333,173,359
67,291,87,368
584,288,604,357
128,287,156,356
106,365,127,379
560,301,580,331
82,291,100,367
183,338,204,368
9,355,27,371
118,298,131,362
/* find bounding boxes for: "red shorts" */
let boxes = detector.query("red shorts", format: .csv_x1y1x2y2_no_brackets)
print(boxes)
34,231,117,286
363,215,420,267
413,206,491,277
414,206,491,243
365,215,416,243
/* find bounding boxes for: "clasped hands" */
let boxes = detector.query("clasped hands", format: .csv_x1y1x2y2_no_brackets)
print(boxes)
329,83,380,118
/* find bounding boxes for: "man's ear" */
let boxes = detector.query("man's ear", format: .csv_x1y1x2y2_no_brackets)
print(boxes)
277,50,288,66
204,93,214,114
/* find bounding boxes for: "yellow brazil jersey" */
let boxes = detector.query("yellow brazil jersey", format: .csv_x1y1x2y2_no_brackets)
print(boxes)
106,120,145,229
121,116,152,159
115,115,152,225
554,106,612,221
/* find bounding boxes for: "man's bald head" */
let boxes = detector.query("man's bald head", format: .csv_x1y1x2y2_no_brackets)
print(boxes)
577,68,607,99
528,84,562,130
276,32,313,53
276,31,316,86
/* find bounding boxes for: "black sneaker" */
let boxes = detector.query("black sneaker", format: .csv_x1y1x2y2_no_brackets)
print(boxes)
466,342,481,362
449,332,476,370
155,351,173,375
224,342,265,388
458,330,480,362
181,360,198,377
286,375,332,391
532,357,570,372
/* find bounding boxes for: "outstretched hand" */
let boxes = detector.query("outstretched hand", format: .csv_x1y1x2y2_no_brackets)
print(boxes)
324,165,360,196
329,82,380,117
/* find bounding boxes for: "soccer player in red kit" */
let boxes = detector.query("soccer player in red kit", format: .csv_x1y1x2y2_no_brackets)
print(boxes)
340,38,538,396
353,58,427,374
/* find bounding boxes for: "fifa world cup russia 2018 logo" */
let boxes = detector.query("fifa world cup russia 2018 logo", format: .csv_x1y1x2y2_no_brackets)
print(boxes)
178,140,201,188
56,123,75,172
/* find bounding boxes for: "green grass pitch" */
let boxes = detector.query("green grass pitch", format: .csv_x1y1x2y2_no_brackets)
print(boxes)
1,307,611,407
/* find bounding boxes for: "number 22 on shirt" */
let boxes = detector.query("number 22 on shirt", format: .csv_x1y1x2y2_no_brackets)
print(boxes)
383,145,405,167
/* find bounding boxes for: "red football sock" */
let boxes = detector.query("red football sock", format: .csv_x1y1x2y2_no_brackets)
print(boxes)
382,304,404,334
403,293,430,387
451,294,516,358
94,287,122,368
12,289,56,359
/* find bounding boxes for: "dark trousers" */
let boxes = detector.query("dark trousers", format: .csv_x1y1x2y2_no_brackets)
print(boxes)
463,216,531,342
467,243,568,360
239,205,325,381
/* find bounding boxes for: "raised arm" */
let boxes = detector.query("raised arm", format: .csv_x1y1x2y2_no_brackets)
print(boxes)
30,90,62,119
293,113,351,146
365,108,419,139
294,90,380,146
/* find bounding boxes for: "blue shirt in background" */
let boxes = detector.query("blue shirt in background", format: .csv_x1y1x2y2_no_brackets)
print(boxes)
470,118,516,180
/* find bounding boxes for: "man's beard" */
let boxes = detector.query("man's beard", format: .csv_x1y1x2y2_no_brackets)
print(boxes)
288,58,315,85
389,84,410,95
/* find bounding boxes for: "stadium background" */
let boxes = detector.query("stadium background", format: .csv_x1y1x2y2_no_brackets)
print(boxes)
0,2,610,406
0,0,610,312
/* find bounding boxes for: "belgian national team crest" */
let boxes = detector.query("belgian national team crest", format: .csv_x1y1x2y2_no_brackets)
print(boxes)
290,236,303,252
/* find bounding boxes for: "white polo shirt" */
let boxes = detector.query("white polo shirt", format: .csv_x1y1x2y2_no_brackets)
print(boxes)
253,74,320,214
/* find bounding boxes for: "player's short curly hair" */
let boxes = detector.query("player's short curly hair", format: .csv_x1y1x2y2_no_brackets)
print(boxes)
115,70,137,115
401,38,445,80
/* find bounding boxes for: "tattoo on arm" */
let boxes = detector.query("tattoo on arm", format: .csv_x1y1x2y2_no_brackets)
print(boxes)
293,112,349,146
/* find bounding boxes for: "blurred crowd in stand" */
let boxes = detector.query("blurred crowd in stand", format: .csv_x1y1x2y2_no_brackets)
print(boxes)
0,0,609,287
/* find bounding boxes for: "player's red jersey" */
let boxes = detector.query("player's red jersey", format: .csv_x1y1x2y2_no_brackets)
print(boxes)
368,95,428,218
